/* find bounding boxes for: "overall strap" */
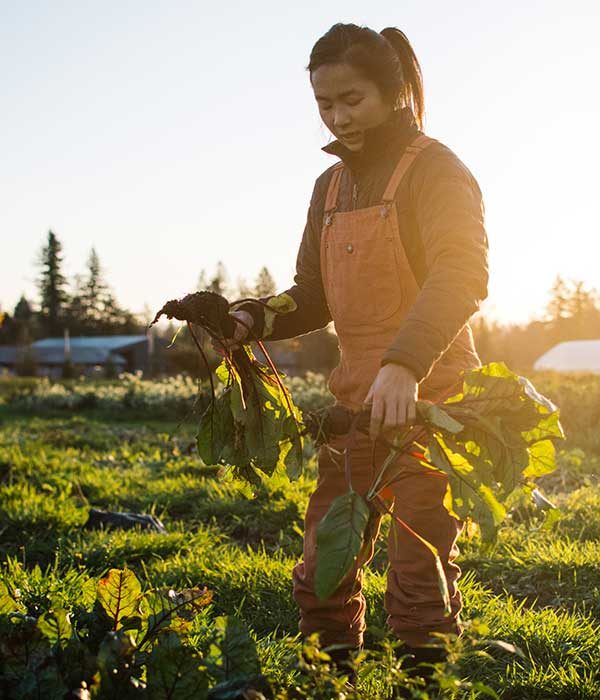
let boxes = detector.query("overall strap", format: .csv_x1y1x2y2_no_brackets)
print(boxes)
323,162,345,217
381,134,436,203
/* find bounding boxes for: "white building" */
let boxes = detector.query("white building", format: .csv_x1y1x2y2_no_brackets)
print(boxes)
534,340,600,373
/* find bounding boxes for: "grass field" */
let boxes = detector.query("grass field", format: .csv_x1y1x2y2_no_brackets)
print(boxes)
0,375,599,698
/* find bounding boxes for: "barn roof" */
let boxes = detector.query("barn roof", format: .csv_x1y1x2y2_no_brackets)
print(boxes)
0,336,146,367
32,336,147,351
33,348,127,365
534,340,600,373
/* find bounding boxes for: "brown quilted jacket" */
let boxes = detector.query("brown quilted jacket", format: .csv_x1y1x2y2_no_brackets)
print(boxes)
241,107,488,383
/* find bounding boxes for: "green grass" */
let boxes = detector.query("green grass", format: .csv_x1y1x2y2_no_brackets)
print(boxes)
0,413,599,698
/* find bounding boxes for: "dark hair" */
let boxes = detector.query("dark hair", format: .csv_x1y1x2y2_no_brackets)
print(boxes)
307,23,425,129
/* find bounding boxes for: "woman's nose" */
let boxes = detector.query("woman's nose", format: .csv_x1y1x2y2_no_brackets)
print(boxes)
333,106,351,128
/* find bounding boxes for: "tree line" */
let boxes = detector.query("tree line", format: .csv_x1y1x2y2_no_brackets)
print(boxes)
0,230,304,376
2,230,599,376
474,276,600,370
0,231,141,344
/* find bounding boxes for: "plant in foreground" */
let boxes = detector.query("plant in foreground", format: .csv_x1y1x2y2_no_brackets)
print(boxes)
0,567,508,699
0,568,273,699
314,362,565,609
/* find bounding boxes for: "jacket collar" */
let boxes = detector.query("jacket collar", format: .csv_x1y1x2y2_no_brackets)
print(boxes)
321,107,418,171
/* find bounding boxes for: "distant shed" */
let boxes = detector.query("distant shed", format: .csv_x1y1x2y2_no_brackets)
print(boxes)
31,336,147,377
534,340,600,373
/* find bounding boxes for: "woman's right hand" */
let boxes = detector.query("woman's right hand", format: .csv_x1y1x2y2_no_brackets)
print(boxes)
210,310,254,356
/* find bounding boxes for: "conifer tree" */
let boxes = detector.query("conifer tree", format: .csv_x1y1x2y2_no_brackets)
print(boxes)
208,261,229,296
14,295,33,322
82,247,113,329
37,230,68,336
254,266,277,297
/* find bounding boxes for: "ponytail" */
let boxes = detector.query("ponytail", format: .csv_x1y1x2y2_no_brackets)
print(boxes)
380,27,424,129
308,23,425,129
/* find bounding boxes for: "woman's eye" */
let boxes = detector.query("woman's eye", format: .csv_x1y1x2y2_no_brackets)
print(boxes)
347,99,363,107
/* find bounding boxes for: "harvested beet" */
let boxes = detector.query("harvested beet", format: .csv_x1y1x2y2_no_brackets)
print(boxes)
152,289,305,484
151,291,235,337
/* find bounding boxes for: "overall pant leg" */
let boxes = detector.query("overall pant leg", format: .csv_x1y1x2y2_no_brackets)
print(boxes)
292,433,463,648
291,436,381,648
384,455,463,646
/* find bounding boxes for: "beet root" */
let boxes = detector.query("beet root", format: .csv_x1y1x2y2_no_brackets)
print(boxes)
151,291,235,336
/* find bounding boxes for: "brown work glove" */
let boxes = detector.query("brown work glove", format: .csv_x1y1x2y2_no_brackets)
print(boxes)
210,309,254,356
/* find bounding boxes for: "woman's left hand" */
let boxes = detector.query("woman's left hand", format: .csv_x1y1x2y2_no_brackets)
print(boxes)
364,364,418,441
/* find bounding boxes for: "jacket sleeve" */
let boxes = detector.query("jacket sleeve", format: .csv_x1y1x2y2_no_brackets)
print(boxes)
381,149,489,381
236,178,332,341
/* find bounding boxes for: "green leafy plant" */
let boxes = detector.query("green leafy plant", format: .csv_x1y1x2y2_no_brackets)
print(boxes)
314,363,565,604
0,567,273,699
152,291,304,485
196,357,303,485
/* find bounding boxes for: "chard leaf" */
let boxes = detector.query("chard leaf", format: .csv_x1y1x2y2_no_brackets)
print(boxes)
436,362,564,512
207,616,260,683
279,422,303,481
446,362,521,412
417,401,463,434
521,407,564,444
215,360,238,386
463,361,519,396
204,359,304,481
315,490,370,601
244,375,287,475
524,439,557,478
448,363,564,442
196,393,235,466
37,608,72,648
428,436,505,542
97,568,142,631
146,632,208,700
458,417,529,495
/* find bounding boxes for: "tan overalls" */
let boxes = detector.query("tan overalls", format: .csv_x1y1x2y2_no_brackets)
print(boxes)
292,134,481,648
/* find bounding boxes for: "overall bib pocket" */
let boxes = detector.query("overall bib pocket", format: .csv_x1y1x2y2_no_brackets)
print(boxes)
324,211,403,328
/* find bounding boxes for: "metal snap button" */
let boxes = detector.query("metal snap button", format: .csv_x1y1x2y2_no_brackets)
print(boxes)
346,243,354,253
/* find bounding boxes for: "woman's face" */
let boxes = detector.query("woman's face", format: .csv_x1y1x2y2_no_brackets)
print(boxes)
311,62,393,152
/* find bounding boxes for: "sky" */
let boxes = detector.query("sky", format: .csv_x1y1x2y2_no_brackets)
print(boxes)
1,0,599,325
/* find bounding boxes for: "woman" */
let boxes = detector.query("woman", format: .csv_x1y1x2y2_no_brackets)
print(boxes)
223,22,488,680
